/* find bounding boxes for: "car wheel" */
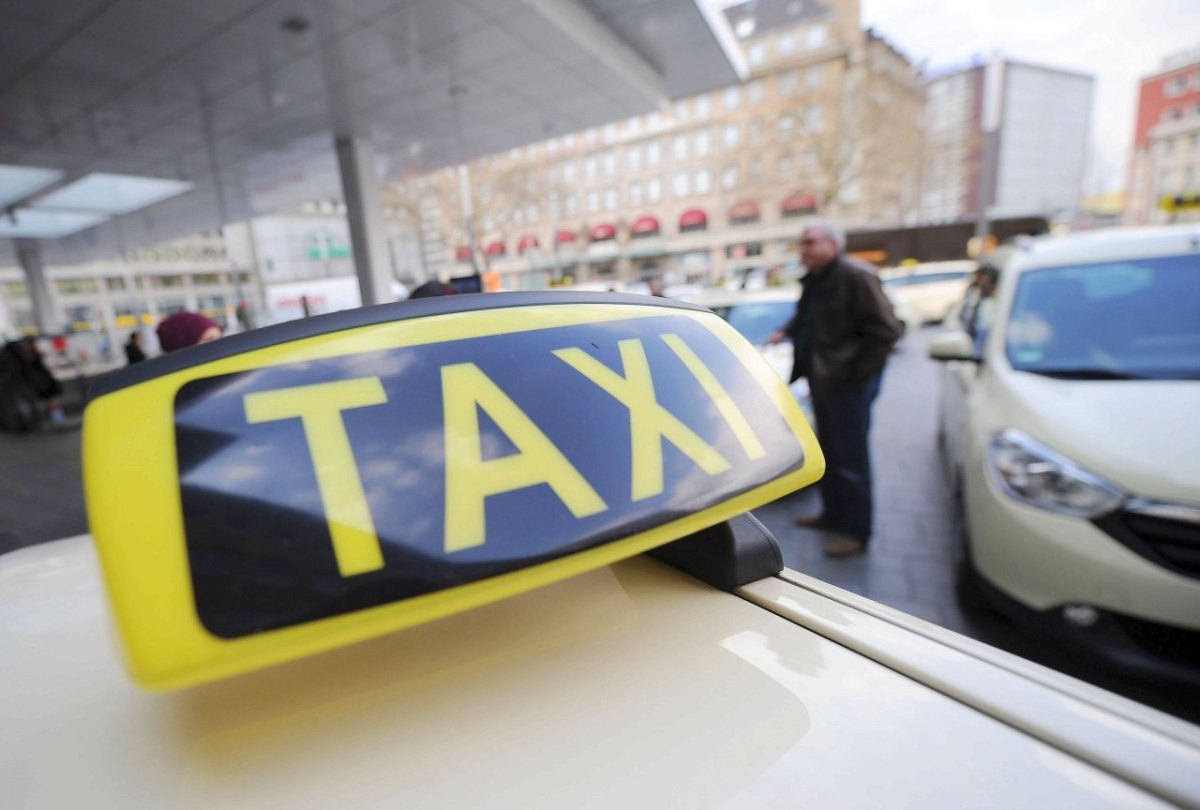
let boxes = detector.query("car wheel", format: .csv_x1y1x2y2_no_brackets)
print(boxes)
952,475,988,614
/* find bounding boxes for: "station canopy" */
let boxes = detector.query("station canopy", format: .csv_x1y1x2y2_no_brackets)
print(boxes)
0,0,743,265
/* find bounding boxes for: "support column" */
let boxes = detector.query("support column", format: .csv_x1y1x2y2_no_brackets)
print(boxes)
15,239,57,335
335,135,392,307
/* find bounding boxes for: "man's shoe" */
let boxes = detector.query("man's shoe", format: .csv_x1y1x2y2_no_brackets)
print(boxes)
824,536,866,558
794,513,830,529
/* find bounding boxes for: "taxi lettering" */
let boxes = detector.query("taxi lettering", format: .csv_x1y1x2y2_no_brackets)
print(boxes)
243,333,765,575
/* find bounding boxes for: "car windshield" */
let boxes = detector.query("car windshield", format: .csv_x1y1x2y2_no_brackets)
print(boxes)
1006,254,1200,380
882,270,972,288
709,300,796,345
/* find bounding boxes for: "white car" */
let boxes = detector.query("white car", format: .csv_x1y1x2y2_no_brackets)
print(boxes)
4,292,1200,806
930,226,1200,682
882,260,976,326
696,288,806,387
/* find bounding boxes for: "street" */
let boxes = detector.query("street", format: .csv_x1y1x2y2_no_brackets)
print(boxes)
1,326,1196,724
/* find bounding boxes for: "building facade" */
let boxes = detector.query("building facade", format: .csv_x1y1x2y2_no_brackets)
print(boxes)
0,232,257,361
922,58,1093,224
1127,46,1200,225
383,0,925,291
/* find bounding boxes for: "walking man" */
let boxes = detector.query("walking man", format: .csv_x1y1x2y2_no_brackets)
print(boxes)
768,221,901,557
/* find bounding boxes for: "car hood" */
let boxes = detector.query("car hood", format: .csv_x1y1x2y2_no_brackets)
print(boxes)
998,371,1200,503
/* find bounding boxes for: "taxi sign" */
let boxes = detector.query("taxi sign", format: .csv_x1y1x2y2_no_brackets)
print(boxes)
84,293,823,689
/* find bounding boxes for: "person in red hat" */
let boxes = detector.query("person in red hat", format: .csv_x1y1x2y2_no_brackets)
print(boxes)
156,312,223,353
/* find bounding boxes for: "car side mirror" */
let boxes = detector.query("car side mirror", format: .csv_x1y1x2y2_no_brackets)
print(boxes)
927,330,979,363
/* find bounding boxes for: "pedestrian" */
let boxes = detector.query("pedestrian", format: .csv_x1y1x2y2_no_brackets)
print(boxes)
156,312,223,353
124,331,146,365
965,264,1000,352
767,220,902,557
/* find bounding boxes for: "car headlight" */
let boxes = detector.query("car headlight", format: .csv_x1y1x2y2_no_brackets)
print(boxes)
986,428,1125,518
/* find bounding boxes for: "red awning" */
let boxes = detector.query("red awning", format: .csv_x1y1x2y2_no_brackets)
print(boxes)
729,201,760,221
631,215,660,235
589,223,616,241
455,246,473,261
679,209,707,229
517,235,540,253
781,192,818,214
485,240,506,256
555,228,577,244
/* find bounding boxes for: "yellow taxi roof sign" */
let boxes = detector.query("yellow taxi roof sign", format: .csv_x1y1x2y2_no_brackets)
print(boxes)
84,293,823,690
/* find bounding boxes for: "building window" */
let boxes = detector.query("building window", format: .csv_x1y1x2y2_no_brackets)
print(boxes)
562,161,576,182
747,79,764,105
602,150,617,175
565,195,578,215
674,134,689,161
628,182,643,205
805,105,824,133
673,170,690,198
780,152,795,178
585,128,597,147
778,70,797,98
779,114,795,139
748,117,764,145
806,24,827,49
695,168,712,194
724,86,741,111
806,65,824,90
748,157,763,181
547,138,558,155
722,165,739,189
56,278,100,295
778,32,796,56
148,275,185,289
585,156,598,179
603,123,618,143
646,140,662,166
695,128,711,157
527,203,539,223
627,144,642,172
105,277,126,291
674,99,689,124
627,116,642,137
723,122,741,150
604,187,618,211
695,95,712,119
748,42,766,66
1167,76,1187,97
587,190,600,212
647,177,662,202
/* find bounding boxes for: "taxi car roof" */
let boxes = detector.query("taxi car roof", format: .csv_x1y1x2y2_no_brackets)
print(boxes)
5,535,1200,807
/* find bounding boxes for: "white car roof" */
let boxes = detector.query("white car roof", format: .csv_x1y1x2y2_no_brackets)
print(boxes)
1012,226,1200,272
881,260,977,278
693,288,800,308
5,536,1200,807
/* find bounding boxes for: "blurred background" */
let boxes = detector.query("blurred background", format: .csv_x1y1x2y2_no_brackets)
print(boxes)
1,0,1195,365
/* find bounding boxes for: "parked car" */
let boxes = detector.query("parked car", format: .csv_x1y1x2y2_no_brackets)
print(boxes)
4,292,1200,807
929,226,1200,684
881,260,976,326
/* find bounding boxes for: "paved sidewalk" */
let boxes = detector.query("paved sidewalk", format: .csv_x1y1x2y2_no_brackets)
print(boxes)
754,326,972,633
0,422,87,555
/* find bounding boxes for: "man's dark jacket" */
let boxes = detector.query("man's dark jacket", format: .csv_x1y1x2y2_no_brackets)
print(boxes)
785,254,902,389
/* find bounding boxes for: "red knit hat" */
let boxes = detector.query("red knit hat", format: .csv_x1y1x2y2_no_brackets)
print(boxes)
156,312,220,353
